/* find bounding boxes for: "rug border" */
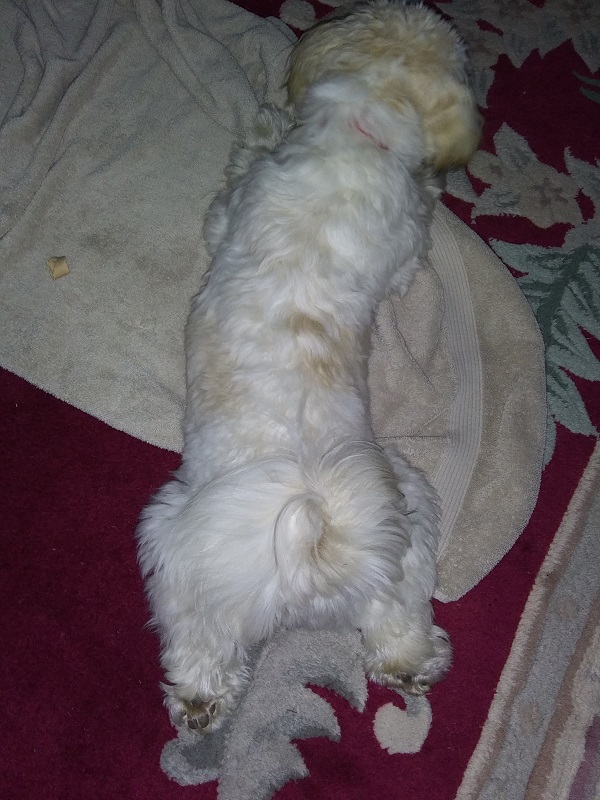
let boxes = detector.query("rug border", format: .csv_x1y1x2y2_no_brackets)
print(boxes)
454,441,600,799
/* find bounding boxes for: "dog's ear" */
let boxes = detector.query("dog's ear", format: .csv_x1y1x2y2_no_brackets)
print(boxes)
375,70,481,172
414,78,482,171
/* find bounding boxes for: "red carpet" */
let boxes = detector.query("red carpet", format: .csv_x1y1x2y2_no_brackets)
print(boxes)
2,0,599,798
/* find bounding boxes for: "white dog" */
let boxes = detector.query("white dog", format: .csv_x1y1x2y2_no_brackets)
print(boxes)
137,0,480,733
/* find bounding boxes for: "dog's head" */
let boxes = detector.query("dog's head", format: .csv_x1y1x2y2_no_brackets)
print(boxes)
287,1,481,171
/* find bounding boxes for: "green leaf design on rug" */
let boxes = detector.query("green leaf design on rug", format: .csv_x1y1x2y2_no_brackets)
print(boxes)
491,238,600,463
538,0,600,73
575,73,600,105
437,0,600,74
434,0,539,71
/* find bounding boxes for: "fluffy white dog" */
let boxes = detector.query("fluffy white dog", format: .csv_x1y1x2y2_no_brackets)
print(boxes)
138,0,480,733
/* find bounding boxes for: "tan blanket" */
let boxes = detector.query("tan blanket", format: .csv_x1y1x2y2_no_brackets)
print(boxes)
0,0,545,601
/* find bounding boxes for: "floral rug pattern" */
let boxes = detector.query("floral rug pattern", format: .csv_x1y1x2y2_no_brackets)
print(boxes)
436,0,600,463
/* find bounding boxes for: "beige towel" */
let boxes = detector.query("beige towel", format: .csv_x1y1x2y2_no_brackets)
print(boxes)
371,208,546,599
0,0,545,600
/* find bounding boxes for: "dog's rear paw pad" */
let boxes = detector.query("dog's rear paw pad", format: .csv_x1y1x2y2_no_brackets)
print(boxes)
182,699,219,733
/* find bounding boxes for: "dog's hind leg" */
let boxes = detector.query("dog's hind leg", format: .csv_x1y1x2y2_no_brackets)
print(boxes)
137,476,249,733
159,614,248,733
359,447,452,694
360,594,451,695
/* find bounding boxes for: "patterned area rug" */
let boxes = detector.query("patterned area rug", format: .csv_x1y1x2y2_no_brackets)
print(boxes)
1,1,599,799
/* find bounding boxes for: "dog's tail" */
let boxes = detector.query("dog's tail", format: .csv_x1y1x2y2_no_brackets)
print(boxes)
271,442,410,601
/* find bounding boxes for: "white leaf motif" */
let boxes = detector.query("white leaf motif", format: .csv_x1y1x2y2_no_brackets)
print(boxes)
373,694,432,755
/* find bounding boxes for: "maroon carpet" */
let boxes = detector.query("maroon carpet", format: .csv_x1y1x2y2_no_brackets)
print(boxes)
2,0,599,798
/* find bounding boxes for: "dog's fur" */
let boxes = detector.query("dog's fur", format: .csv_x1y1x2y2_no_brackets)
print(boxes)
137,0,480,733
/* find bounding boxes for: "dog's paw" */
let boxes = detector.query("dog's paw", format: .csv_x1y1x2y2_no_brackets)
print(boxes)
379,671,433,695
366,626,452,694
166,695,223,734
370,668,439,696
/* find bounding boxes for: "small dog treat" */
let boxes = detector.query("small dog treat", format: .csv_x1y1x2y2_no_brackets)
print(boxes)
47,256,70,280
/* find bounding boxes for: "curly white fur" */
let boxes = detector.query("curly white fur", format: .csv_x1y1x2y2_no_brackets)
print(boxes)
137,1,479,733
